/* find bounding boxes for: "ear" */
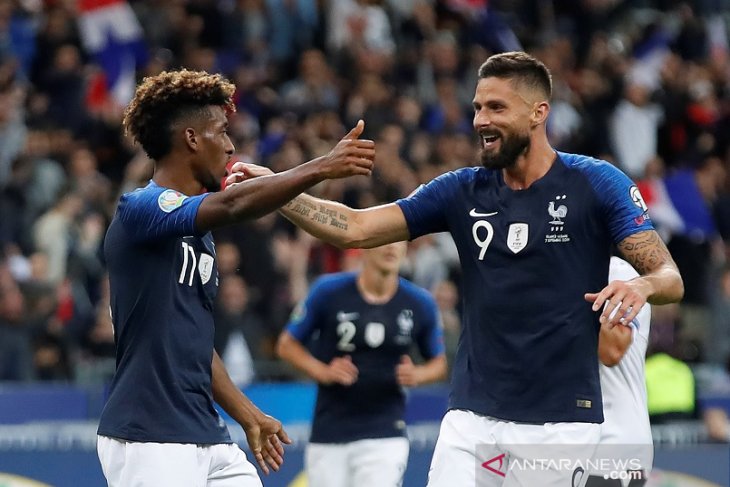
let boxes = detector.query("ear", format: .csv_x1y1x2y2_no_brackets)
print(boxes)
531,101,550,127
184,127,198,152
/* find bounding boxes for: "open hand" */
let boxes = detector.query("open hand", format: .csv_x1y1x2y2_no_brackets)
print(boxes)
243,414,292,475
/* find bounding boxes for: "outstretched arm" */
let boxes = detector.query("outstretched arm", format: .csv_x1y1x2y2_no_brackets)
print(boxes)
281,195,410,249
585,230,683,328
196,121,375,233
226,162,410,249
211,351,291,475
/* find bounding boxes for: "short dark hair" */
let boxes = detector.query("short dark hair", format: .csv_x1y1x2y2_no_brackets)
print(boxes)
478,52,552,100
123,69,236,160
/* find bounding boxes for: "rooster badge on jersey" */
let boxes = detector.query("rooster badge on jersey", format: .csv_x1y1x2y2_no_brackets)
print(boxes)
548,199,568,225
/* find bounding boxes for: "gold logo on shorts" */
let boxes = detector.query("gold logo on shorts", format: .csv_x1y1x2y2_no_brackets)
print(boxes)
576,399,592,408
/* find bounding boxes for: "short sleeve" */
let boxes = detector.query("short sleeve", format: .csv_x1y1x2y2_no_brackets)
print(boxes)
116,185,209,243
586,161,654,243
396,170,462,240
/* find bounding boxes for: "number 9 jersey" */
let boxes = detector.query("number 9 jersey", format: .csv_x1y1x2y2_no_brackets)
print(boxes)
396,152,654,425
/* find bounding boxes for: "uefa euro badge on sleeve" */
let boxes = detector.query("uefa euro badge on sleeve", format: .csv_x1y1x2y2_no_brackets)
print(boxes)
158,189,188,213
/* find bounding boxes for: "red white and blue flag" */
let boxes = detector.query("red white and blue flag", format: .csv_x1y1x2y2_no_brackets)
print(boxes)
77,0,147,108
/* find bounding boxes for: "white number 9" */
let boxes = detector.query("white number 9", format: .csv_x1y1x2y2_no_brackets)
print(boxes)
472,220,494,261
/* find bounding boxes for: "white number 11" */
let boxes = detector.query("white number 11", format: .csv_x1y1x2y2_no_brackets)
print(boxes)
179,241,197,286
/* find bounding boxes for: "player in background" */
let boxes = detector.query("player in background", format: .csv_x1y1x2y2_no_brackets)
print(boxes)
97,69,375,487
276,241,447,487
229,51,683,486
583,256,653,486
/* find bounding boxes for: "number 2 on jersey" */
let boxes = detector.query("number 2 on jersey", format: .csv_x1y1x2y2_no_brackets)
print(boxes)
337,321,356,352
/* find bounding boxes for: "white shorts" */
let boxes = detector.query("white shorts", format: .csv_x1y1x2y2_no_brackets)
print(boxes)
427,409,601,487
306,437,409,487
97,435,261,487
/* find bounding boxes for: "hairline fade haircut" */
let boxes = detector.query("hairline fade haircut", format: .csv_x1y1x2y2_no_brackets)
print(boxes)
478,51,552,101
123,69,236,161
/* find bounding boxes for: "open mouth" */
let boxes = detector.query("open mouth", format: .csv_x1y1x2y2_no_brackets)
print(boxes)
481,133,500,150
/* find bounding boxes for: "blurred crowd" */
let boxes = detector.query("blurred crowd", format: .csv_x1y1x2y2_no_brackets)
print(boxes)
0,0,729,414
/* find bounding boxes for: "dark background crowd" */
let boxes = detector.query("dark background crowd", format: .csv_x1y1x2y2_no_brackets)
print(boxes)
0,0,729,432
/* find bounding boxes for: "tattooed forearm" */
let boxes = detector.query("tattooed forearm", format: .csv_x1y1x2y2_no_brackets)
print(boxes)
618,229,684,303
288,202,312,218
286,197,317,213
284,196,349,231
617,230,675,275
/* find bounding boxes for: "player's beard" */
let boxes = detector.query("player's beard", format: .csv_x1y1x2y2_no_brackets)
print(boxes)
480,130,530,170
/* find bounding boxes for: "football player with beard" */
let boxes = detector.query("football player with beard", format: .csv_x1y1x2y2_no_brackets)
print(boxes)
230,51,683,486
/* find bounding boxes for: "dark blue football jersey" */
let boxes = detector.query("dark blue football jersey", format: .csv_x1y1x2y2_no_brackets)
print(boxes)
286,273,444,443
98,181,230,444
396,152,654,424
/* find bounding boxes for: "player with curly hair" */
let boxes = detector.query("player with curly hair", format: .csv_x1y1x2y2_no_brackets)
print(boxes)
96,69,375,487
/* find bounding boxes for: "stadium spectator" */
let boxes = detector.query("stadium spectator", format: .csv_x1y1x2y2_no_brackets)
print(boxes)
0,261,32,381
609,78,663,179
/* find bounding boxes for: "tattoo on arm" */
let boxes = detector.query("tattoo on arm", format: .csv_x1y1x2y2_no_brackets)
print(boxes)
285,197,349,231
617,230,674,275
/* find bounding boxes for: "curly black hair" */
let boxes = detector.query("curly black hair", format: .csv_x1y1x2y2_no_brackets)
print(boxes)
123,69,236,160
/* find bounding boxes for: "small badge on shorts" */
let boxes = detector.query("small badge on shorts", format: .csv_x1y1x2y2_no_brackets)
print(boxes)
576,399,592,409
158,189,187,213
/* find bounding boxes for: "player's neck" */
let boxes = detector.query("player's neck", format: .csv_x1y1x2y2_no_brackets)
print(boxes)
152,161,203,196
357,267,399,305
502,138,556,190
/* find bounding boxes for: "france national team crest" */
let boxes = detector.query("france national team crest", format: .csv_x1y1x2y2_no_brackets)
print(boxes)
545,195,571,243
397,310,414,335
158,189,187,213
507,223,528,254
364,322,385,348
396,310,414,344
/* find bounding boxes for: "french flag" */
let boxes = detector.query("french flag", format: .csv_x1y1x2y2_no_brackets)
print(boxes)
77,0,147,108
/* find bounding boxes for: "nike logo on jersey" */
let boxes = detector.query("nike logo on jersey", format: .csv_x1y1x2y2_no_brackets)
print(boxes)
469,208,498,217
336,311,360,322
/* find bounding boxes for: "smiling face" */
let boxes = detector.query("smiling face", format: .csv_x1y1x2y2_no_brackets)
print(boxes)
472,77,538,170
188,106,235,192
